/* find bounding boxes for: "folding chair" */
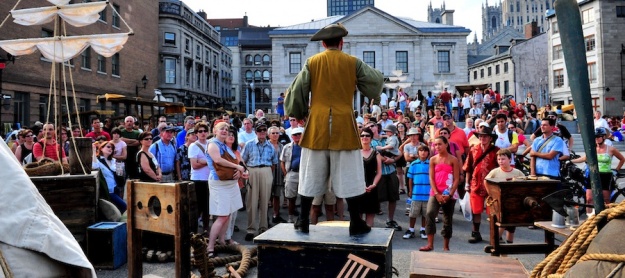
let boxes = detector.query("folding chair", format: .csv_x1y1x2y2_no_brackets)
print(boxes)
337,253,379,278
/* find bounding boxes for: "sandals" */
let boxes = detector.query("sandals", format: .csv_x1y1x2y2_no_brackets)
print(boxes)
226,239,240,246
419,246,433,252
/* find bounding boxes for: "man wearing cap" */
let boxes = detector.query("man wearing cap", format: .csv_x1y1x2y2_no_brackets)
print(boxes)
280,127,305,223
463,126,499,243
149,125,177,182
402,128,425,164
284,22,384,236
241,122,278,241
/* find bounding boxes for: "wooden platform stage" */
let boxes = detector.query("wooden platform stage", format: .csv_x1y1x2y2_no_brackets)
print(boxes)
409,252,529,277
254,223,394,277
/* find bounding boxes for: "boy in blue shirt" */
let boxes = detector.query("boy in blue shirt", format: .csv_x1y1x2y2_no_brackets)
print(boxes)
404,145,431,239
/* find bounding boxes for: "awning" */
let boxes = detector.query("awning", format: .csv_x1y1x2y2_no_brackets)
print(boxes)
70,109,115,117
96,93,186,114
455,83,490,93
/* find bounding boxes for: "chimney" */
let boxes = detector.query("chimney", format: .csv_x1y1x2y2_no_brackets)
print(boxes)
197,9,207,20
243,15,249,27
524,21,539,38
441,10,455,26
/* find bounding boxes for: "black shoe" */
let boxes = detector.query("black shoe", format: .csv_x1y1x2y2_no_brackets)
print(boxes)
349,218,371,236
385,220,402,231
272,215,287,224
468,231,482,243
294,217,309,233
293,210,300,217
244,233,254,241
233,225,239,232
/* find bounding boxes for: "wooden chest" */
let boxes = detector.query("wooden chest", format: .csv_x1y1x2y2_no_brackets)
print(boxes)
87,222,127,269
254,223,394,278
485,178,560,226
30,172,99,244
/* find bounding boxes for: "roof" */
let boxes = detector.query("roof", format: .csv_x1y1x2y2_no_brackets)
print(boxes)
468,51,511,69
206,18,248,29
239,27,275,47
269,6,470,36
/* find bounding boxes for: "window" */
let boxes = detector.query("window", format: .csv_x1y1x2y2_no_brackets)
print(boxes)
554,69,564,88
289,52,301,74
111,53,119,76
205,50,210,63
588,62,597,83
473,70,477,80
81,47,91,69
38,95,48,123
97,54,105,73
245,70,253,82
196,45,201,58
254,55,261,65
504,81,509,94
504,62,508,73
618,6,625,18
196,66,202,89
165,58,176,84
395,51,409,73
552,22,559,34
480,69,484,78
13,92,29,126
487,67,492,76
581,8,594,24
495,65,500,75
585,35,595,52
363,51,375,68
437,51,450,73
553,45,563,60
245,55,253,65
185,62,191,86
164,32,175,45
262,55,270,65
496,82,500,93
79,98,90,112
185,38,190,52
98,2,106,22
112,4,120,28
254,70,261,82
262,70,270,82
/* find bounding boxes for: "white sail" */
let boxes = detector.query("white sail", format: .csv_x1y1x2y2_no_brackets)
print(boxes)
47,0,71,5
11,2,108,27
0,33,129,63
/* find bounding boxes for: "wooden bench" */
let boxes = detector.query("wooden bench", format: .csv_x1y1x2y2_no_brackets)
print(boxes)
409,252,528,277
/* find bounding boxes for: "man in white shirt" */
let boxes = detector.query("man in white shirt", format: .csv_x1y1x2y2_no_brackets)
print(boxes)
380,92,389,110
408,96,420,114
468,102,482,119
493,114,519,165
238,118,257,149
594,111,610,131
285,117,299,137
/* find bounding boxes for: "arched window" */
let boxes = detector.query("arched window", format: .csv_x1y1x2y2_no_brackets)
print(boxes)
254,55,261,65
245,70,253,82
262,54,270,65
254,70,261,82
262,70,270,82
262,88,271,102
435,18,440,23
245,55,253,65
491,16,497,29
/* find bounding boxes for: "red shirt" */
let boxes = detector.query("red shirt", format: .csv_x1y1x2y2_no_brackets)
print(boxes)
85,130,111,141
514,108,526,119
32,140,66,161
440,91,451,103
463,144,499,196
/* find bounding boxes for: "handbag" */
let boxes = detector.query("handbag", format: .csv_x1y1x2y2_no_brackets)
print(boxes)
213,144,239,180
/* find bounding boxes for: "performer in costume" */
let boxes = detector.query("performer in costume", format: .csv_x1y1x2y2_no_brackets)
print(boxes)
284,23,384,235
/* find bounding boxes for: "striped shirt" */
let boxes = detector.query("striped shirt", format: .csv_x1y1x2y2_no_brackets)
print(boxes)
406,159,430,202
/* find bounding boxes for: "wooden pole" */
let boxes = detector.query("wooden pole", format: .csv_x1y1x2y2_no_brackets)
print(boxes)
555,0,603,213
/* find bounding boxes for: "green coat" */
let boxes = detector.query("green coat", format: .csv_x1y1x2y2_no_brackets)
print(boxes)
285,49,383,150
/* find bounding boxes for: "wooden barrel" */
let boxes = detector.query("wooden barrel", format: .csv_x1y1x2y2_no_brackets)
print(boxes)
69,137,93,175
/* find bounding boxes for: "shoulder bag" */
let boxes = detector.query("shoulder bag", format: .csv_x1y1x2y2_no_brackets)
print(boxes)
213,142,238,180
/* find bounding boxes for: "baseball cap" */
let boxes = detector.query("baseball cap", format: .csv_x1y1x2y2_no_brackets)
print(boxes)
478,122,490,128
291,127,304,135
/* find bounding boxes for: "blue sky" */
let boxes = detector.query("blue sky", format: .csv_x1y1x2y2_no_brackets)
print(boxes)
184,0,484,42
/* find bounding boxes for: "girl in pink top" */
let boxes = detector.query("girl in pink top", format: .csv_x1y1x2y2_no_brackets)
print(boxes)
420,136,460,252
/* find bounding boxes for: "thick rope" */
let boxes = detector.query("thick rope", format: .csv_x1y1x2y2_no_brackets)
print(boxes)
189,233,257,278
107,1,134,35
531,202,625,278
0,246,14,278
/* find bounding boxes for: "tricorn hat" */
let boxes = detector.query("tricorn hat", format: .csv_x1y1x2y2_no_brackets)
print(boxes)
473,126,498,141
310,23,348,41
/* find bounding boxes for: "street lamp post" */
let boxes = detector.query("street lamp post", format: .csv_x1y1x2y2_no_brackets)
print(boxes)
134,75,148,117
251,82,255,115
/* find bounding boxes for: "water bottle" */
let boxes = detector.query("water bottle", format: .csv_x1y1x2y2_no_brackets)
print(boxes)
443,189,450,196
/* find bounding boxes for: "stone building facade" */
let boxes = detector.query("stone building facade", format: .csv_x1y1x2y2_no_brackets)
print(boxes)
547,0,625,115
270,6,470,111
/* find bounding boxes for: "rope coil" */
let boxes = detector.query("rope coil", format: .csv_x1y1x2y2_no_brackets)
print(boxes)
531,202,625,278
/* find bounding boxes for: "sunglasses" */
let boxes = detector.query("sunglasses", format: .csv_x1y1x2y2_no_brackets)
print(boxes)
143,137,153,141
256,129,267,132
292,133,302,136
196,130,208,133
360,134,371,138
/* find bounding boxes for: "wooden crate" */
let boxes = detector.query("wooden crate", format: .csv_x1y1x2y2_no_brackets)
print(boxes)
254,223,394,278
87,222,127,269
30,172,99,244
